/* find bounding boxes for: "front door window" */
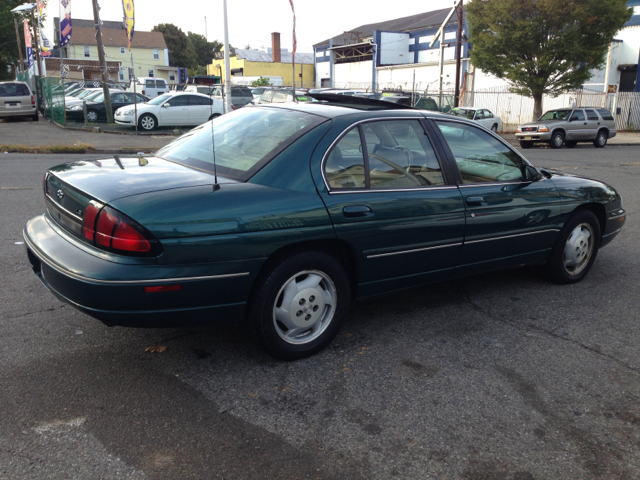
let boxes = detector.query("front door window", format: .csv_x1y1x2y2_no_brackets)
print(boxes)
435,121,526,183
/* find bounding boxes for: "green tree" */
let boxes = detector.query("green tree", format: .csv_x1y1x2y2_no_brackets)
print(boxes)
466,0,632,120
251,77,270,86
0,0,47,80
153,23,196,68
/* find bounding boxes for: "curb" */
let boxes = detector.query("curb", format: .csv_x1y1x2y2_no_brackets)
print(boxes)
65,125,177,137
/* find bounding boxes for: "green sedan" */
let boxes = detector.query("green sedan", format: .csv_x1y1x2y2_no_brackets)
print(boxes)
23,99,626,360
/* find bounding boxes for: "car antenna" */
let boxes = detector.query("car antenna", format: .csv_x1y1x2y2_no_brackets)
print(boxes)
211,101,220,191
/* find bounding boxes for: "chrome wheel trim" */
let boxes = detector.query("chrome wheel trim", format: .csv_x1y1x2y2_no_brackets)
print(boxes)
273,269,337,345
597,133,606,146
140,115,154,130
553,134,564,147
87,111,98,122
563,223,594,275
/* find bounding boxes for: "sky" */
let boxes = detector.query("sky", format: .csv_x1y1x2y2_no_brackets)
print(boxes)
43,0,456,54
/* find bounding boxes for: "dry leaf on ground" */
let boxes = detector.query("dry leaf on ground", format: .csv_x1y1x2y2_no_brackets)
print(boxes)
145,345,168,353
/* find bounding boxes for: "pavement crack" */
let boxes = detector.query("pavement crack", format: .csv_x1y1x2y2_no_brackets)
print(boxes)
5,304,68,320
462,287,640,376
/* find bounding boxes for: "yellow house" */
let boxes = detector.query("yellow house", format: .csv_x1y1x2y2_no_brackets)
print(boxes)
54,18,178,85
208,33,314,87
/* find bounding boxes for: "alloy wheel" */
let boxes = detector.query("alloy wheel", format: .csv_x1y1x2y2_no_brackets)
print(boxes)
272,270,337,344
140,115,155,130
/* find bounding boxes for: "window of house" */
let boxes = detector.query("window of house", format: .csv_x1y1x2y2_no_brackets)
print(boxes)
169,71,176,81
118,68,125,82
148,70,155,77
153,49,160,60
120,47,126,54
83,45,91,58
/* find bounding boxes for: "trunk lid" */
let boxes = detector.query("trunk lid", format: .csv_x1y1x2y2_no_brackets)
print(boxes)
44,155,237,240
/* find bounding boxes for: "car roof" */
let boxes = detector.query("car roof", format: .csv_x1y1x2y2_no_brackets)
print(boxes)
164,91,211,98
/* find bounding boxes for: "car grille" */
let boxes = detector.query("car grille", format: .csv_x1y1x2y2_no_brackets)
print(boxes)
521,127,538,132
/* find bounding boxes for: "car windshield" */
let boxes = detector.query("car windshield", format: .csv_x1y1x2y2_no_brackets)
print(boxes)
85,91,104,101
450,108,475,119
538,109,571,121
148,94,172,105
155,107,326,181
77,90,97,99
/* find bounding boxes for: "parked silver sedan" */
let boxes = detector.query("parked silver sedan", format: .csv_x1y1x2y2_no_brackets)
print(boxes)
516,108,616,149
449,107,502,132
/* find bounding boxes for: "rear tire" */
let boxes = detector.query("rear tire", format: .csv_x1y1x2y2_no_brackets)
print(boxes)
549,131,564,149
491,124,498,132
565,141,577,148
208,113,221,121
540,209,600,284
248,251,350,360
519,141,533,149
594,130,607,148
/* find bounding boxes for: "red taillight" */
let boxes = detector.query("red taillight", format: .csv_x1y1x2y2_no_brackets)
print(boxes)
231,104,236,110
31,95,35,106
89,206,161,256
82,201,100,241
141,90,145,95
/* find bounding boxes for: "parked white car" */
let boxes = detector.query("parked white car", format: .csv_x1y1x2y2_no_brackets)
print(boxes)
126,77,168,99
114,92,223,131
449,107,502,132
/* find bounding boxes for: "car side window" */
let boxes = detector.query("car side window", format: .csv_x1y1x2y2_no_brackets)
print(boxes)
136,94,147,102
585,109,598,121
571,110,585,121
111,93,125,102
484,110,493,119
363,121,445,188
325,127,366,189
436,121,526,184
260,91,275,103
166,96,189,107
597,109,614,121
188,95,209,106
272,92,287,103
475,110,485,120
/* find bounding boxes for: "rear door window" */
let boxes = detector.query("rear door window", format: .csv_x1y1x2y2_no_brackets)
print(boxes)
585,109,599,121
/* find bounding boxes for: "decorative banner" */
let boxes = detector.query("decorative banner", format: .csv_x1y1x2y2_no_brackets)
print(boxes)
23,19,34,69
37,0,45,15
60,0,72,47
289,0,296,57
40,31,53,56
122,0,135,51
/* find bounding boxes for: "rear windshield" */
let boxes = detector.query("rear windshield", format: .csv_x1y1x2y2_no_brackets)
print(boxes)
450,108,475,119
231,87,252,96
155,107,326,181
0,83,31,97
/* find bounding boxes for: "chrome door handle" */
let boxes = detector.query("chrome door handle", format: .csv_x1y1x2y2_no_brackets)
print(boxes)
343,205,373,218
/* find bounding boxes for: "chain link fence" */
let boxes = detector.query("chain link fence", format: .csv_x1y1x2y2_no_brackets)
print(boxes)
37,77,66,126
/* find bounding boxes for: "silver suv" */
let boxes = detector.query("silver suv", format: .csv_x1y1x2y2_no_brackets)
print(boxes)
0,81,38,121
516,108,616,149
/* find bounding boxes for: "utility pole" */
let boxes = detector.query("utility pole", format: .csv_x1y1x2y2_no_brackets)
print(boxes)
92,0,113,123
454,1,463,107
222,0,232,114
14,18,24,74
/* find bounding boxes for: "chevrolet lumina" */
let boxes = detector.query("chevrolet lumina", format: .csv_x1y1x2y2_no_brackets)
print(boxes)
24,97,626,360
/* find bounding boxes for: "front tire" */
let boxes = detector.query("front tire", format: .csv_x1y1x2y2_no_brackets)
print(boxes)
594,130,607,148
139,113,157,131
248,251,350,360
520,141,533,149
491,124,498,132
209,113,221,121
541,209,600,284
549,131,564,149
86,109,98,123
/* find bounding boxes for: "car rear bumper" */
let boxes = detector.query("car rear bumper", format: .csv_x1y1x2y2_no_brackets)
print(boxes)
0,107,36,117
24,214,256,327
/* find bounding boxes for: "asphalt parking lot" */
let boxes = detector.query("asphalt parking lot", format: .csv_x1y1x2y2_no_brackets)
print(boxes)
1,146,638,479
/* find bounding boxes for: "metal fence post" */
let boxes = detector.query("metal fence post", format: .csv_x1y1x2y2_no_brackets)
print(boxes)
83,100,88,127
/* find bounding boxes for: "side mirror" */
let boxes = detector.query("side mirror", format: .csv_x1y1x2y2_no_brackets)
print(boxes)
525,165,543,182
162,103,169,108
569,116,578,122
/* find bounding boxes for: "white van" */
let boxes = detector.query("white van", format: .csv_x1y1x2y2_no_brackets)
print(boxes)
127,77,168,99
